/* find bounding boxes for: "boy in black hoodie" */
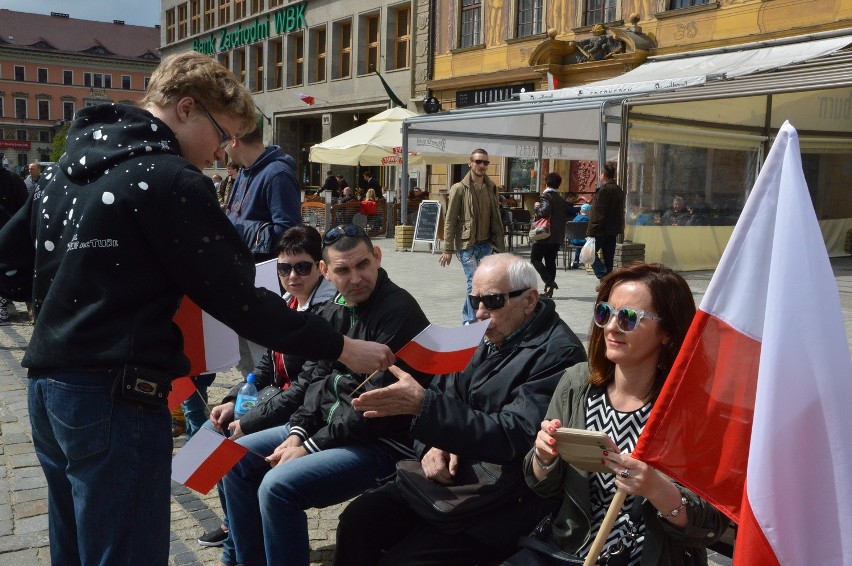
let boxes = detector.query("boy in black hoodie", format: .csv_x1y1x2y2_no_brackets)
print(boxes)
0,52,393,566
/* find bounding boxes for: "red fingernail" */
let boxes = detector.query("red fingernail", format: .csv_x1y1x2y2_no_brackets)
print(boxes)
548,438,555,444
601,460,606,465
548,427,554,432
603,451,609,456
551,449,557,455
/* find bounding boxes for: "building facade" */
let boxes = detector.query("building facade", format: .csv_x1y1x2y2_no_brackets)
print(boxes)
0,10,160,175
420,0,852,268
159,0,422,191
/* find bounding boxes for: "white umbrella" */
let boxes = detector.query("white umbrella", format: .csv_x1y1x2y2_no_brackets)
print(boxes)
309,107,465,166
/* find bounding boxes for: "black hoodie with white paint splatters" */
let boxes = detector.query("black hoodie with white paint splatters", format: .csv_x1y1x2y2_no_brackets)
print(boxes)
0,103,343,379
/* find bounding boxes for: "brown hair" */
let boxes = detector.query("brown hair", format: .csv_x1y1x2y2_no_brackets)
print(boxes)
140,52,256,136
587,262,695,402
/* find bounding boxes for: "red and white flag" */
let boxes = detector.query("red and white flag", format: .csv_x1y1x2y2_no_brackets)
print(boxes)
296,92,315,105
547,72,560,91
633,121,852,564
171,428,249,494
395,319,490,374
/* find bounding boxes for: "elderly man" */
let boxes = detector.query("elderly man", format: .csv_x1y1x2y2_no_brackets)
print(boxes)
440,148,506,324
336,253,587,565
0,53,392,566
24,162,42,193
218,224,430,566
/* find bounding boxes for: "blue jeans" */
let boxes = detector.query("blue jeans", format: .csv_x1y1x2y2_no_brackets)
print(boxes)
457,242,495,324
182,373,215,438
220,423,400,566
28,371,172,566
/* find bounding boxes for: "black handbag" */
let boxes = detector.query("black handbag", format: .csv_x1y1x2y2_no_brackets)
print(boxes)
395,458,525,534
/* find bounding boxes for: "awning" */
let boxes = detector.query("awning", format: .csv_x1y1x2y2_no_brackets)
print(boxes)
520,33,852,102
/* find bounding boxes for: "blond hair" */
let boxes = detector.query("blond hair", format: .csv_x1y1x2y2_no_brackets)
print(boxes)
140,52,256,136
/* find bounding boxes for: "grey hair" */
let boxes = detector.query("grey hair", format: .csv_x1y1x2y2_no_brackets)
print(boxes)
479,253,538,291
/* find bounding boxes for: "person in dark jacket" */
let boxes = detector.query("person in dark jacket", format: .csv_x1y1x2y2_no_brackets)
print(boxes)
0,164,28,325
335,253,587,565
0,52,393,566
587,163,625,279
218,224,430,566
504,263,726,565
531,172,568,298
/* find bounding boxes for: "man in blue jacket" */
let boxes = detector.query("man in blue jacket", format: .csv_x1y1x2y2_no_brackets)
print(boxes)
226,125,301,263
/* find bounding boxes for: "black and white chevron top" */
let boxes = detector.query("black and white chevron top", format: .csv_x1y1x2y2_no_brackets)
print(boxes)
578,390,652,565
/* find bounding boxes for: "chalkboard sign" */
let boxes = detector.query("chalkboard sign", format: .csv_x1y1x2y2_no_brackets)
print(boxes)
411,200,441,253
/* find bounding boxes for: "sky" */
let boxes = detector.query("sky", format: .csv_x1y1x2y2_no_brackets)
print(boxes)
3,1,161,27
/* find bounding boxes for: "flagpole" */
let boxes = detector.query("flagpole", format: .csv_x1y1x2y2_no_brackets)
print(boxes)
351,369,380,395
206,429,268,461
583,489,627,566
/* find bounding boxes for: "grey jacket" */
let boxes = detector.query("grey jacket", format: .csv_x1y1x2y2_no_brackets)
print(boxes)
442,171,506,254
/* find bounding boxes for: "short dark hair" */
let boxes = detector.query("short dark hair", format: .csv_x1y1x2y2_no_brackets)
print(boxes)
602,163,616,180
470,148,488,159
321,225,374,261
326,170,333,176
545,172,562,189
275,225,323,262
587,262,695,403
362,170,373,178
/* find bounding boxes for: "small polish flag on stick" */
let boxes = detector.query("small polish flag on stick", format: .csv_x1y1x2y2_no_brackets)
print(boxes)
296,92,316,105
168,376,197,411
396,319,490,374
547,72,560,91
171,428,249,494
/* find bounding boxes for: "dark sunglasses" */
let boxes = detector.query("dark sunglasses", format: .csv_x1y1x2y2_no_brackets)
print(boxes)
468,288,529,311
277,261,316,277
472,159,490,166
322,224,368,247
593,302,662,333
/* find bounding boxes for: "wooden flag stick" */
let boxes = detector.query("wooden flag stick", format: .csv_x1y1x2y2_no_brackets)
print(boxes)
206,429,268,460
583,489,628,566
351,369,380,395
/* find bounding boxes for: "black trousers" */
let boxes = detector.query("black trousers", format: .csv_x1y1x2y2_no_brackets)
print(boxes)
592,234,617,279
334,482,505,566
530,242,560,287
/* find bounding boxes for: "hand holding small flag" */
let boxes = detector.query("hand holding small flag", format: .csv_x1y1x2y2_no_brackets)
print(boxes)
351,365,427,418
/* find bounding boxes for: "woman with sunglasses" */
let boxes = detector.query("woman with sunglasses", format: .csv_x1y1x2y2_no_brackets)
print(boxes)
504,262,726,565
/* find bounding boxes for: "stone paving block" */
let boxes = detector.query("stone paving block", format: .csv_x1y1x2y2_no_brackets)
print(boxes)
0,531,50,553
0,548,44,566
3,433,30,446
13,499,48,519
15,514,48,534
0,519,11,537
10,467,43,480
0,504,11,522
10,475,47,491
13,488,47,503
3,443,34,456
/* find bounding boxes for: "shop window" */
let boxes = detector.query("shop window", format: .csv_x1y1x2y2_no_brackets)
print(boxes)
252,44,264,92
218,52,231,72
234,48,246,84
460,0,482,48
38,100,49,121
333,20,352,79
234,0,246,20
15,99,27,120
37,68,48,83
17,129,27,141
289,32,304,86
39,131,50,142
583,0,617,26
390,5,410,70
122,75,131,90
14,66,25,82
270,39,283,89
63,70,73,85
269,0,282,8
361,14,380,74
218,0,230,26
204,0,215,29
670,0,711,7
251,0,264,15
516,0,543,37
166,8,176,43
64,102,75,122
178,3,188,39
311,27,327,83
190,0,201,35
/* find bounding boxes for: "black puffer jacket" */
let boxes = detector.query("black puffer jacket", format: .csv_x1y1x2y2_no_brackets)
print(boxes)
408,298,587,553
286,268,431,456
0,104,343,380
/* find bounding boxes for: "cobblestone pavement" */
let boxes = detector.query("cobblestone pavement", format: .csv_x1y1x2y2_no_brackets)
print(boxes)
1,242,849,565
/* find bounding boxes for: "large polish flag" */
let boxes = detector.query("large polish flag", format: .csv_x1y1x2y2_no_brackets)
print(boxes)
633,121,852,564
171,428,249,494
395,319,490,374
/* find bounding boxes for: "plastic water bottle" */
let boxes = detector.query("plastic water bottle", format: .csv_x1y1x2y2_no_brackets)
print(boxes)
234,373,258,420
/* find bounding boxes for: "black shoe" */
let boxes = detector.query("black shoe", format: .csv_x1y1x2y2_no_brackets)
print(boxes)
571,262,580,269
198,525,228,547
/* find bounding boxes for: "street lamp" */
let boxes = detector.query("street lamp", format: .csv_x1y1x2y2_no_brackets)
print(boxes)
385,188,396,238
